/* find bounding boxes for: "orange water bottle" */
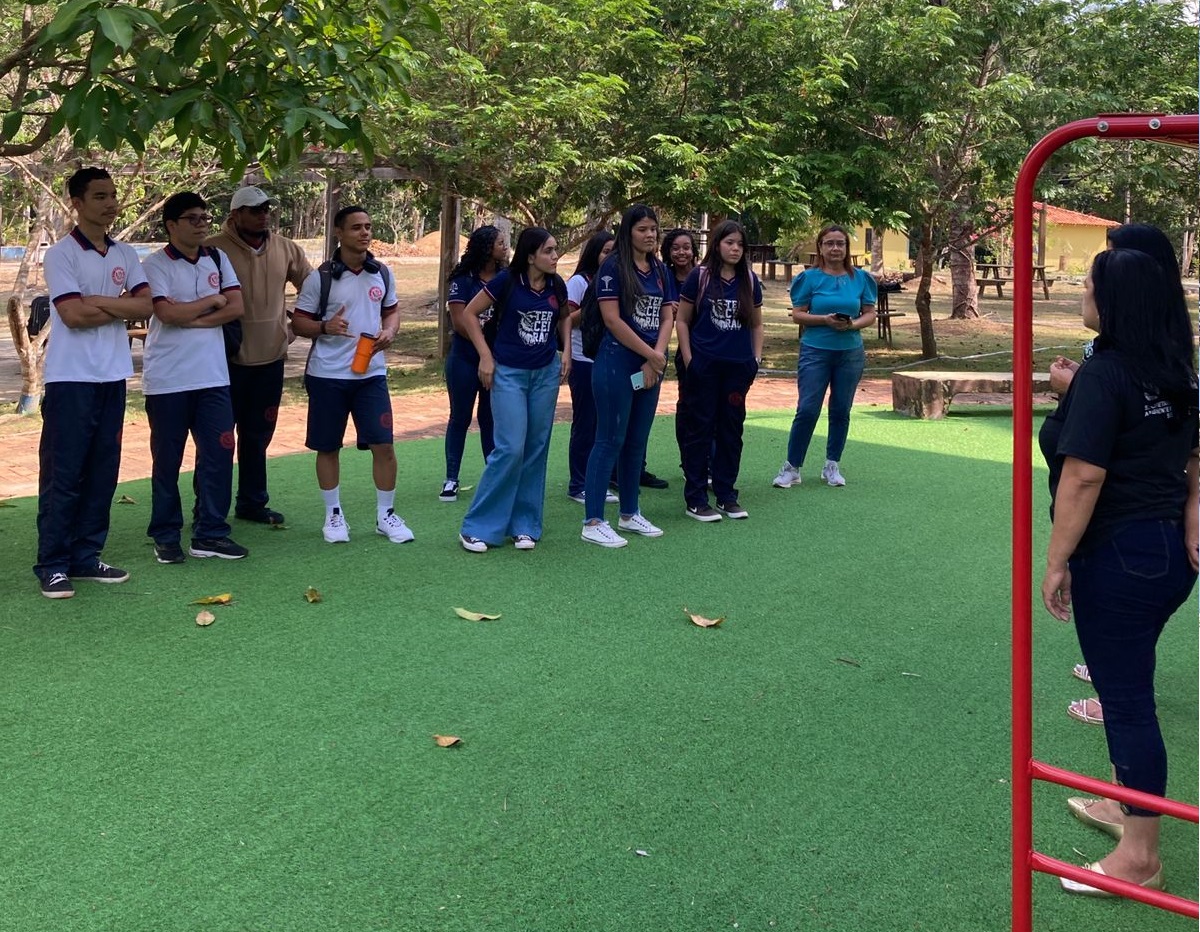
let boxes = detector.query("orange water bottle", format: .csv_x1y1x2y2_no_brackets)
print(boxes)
351,332,376,374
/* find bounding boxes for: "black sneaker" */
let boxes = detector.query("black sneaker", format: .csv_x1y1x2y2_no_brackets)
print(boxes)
189,537,249,560
155,542,186,564
69,561,130,583
41,572,75,599
236,507,285,525
439,480,459,502
716,500,749,520
640,470,670,490
685,504,723,522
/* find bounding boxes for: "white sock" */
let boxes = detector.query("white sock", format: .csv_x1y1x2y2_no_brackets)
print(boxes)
322,486,340,515
377,488,395,521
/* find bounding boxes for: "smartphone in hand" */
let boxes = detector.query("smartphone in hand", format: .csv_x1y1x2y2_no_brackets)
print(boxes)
832,312,852,322
630,370,645,390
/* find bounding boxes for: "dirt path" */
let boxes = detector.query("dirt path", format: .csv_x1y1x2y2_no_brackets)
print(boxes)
0,375,896,499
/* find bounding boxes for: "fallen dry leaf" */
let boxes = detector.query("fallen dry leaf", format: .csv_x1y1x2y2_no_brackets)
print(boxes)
116,494,137,505
304,587,322,603
684,608,724,628
835,657,862,668
432,735,462,747
453,607,501,621
635,849,650,857
269,524,289,531
190,593,233,605
195,610,215,627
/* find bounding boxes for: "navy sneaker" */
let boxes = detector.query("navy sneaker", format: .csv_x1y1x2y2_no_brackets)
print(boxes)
154,542,186,564
69,561,130,583
40,572,75,599
189,537,249,560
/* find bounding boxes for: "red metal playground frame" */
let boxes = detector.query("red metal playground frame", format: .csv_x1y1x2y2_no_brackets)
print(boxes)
1011,114,1200,930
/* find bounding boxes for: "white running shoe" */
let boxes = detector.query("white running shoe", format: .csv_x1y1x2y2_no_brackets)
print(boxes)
618,512,664,537
323,508,350,543
821,460,846,487
773,463,801,488
581,521,628,548
376,509,415,543
605,489,619,503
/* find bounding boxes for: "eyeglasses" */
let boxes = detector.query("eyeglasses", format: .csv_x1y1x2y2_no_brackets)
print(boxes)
177,213,214,226
822,240,848,249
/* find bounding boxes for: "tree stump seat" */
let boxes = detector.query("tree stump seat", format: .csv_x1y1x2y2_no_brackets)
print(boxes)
891,370,1052,419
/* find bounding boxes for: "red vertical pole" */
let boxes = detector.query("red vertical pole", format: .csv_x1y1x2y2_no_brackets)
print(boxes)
1010,114,1199,932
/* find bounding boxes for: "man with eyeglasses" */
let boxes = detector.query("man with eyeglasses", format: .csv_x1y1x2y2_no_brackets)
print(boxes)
141,192,248,563
35,167,153,599
207,186,312,526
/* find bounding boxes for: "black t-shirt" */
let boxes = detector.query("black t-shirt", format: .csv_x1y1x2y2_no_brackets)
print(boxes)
1038,351,1197,553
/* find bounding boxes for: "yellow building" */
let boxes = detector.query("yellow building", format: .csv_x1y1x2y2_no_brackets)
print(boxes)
1032,202,1118,273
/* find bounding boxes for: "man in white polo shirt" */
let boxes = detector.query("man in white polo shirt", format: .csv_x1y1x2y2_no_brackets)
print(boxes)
35,167,153,599
291,205,412,544
207,186,312,525
141,192,248,564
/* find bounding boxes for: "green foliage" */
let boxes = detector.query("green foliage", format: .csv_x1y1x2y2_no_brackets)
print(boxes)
1,0,438,176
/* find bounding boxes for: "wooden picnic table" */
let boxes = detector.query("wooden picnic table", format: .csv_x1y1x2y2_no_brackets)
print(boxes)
976,264,1056,300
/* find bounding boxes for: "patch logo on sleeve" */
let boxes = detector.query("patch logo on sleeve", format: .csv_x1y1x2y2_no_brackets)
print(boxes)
369,286,384,302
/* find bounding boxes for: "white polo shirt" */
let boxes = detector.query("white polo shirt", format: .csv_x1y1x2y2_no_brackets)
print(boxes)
294,260,397,380
141,245,241,396
43,228,150,384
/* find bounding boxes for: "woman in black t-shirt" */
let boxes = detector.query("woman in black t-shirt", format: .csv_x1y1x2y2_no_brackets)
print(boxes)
1039,247,1198,897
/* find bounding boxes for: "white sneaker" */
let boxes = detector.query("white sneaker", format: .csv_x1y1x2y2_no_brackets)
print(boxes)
618,512,664,537
773,462,801,488
376,509,415,543
821,460,846,487
605,490,619,503
567,491,586,504
513,535,536,550
323,508,350,543
581,521,628,548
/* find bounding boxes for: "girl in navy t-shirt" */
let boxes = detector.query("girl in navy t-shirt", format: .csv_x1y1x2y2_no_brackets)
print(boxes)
581,204,677,548
675,219,764,521
663,228,699,481
455,227,571,552
441,225,507,502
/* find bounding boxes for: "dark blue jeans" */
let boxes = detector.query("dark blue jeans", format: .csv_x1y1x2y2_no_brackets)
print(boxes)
35,380,125,579
228,358,284,515
786,343,865,467
567,359,596,497
681,354,757,507
444,350,494,482
584,338,661,521
146,387,235,545
1069,518,1197,816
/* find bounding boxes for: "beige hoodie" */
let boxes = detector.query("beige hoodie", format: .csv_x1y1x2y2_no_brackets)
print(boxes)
207,220,312,366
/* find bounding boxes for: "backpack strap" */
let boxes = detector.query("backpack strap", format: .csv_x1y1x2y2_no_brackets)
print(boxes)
316,261,334,319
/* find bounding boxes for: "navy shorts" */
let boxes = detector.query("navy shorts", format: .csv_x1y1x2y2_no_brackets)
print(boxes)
304,374,394,451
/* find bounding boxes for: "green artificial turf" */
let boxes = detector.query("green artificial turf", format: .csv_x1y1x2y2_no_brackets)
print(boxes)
0,406,1195,932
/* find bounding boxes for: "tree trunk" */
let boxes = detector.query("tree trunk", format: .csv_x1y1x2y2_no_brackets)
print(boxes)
947,235,979,320
7,218,51,413
870,227,884,273
913,221,939,359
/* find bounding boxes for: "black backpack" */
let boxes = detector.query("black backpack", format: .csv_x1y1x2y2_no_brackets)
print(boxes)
206,247,242,358
315,253,394,321
581,258,667,358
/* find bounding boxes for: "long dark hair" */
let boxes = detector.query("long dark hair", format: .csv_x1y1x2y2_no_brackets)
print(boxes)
611,204,663,319
575,230,615,281
447,224,506,282
699,219,755,325
1090,247,1197,421
1106,222,1188,318
662,228,698,280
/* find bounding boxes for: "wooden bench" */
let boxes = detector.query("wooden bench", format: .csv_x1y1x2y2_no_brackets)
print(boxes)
762,259,799,282
874,289,907,346
892,370,1052,419
976,277,1015,298
127,326,148,347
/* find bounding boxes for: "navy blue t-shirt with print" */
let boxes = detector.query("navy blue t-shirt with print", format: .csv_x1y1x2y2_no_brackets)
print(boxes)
594,254,677,347
681,267,762,362
447,273,496,364
483,269,563,370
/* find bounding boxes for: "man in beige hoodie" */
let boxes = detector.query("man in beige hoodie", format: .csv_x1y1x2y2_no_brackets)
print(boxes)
208,186,312,524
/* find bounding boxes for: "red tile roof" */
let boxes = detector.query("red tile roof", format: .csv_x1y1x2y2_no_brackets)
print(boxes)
1033,202,1120,227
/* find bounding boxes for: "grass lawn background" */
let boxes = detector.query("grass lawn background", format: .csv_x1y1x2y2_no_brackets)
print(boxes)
0,409,1195,932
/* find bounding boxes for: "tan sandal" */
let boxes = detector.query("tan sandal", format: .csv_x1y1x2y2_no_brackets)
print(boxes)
1067,697,1104,725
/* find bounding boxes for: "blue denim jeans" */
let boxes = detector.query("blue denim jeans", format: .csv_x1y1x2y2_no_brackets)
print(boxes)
786,343,865,467
460,358,560,544
444,349,494,482
1069,518,1197,816
583,337,661,521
